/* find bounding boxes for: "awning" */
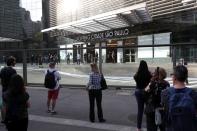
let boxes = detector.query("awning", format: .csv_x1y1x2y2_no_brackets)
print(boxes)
42,2,151,36
0,37,22,42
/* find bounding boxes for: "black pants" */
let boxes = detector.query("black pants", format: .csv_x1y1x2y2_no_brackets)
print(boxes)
135,89,145,129
6,118,28,131
88,90,103,121
146,112,165,131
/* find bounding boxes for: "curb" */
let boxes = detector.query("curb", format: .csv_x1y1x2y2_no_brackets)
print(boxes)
27,83,136,90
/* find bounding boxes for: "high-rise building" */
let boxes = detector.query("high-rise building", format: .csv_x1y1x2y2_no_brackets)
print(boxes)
42,0,197,63
0,0,23,41
20,8,42,39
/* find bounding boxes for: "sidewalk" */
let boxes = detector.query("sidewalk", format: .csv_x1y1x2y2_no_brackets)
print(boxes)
0,87,146,131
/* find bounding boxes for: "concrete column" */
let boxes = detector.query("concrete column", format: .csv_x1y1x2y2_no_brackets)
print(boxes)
173,46,176,68
101,42,106,63
117,41,123,63
99,42,102,73
23,50,27,85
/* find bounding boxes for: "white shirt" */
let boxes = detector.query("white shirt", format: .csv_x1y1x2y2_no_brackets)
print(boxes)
77,54,81,59
45,68,61,90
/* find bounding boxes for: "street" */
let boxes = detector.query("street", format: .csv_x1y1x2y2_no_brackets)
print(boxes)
0,87,144,131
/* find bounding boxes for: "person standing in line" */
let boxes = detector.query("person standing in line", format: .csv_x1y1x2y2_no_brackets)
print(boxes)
0,56,17,123
161,65,197,131
66,53,70,64
133,60,152,131
144,67,170,131
84,52,87,64
87,63,106,123
30,54,34,65
111,51,115,63
178,60,189,85
94,51,98,63
77,54,81,65
3,74,30,131
45,62,61,114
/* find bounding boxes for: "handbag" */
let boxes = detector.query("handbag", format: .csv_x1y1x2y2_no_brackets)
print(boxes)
100,75,108,90
86,83,94,90
155,108,162,125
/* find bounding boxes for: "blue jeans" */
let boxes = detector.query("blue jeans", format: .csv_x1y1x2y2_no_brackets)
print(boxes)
135,89,145,129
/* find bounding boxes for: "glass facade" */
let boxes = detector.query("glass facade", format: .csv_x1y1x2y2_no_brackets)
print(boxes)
48,0,197,27
49,0,144,27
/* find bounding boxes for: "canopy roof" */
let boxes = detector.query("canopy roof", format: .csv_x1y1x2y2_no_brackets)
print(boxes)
0,37,22,42
42,2,151,36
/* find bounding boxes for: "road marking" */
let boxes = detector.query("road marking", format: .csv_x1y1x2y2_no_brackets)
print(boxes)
116,91,131,96
29,114,138,131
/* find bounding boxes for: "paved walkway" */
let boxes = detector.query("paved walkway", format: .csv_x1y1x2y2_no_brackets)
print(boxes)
0,87,146,131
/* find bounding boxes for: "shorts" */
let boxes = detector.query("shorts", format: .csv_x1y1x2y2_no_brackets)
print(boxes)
48,89,59,100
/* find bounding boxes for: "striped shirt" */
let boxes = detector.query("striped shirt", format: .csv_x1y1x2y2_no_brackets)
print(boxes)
88,72,101,90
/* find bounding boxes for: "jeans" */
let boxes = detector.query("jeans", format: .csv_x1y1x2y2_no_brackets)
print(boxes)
88,90,103,121
135,89,145,129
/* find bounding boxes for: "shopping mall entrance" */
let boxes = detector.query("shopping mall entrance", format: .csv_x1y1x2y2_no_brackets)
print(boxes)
106,40,117,63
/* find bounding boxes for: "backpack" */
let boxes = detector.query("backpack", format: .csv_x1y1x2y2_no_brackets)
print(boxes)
167,87,197,131
44,70,56,89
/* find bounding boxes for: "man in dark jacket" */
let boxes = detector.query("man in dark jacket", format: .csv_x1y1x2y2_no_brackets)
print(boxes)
0,56,17,123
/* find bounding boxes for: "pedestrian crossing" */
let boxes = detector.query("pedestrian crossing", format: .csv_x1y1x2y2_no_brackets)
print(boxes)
166,78,197,88
11,66,197,88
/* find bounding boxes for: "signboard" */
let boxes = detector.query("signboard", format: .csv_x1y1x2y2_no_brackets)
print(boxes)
75,28,130,42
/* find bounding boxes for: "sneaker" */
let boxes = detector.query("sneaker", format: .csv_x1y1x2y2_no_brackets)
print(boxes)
51,111,57,115
46,109,51,113
99,119,106,123
90,120,95,123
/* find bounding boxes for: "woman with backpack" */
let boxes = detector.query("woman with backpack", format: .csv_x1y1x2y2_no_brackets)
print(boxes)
3,74,30,131
134,60,152,131
145,67,170,131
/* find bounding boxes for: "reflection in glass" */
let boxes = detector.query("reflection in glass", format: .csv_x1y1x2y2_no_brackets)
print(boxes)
138,47,153,58
154,33,171,45
154,47,170,58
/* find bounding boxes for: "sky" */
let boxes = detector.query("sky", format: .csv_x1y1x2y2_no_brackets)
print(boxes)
20,0,42,21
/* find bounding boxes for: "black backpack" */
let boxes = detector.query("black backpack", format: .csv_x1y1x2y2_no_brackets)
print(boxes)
44,70,56,89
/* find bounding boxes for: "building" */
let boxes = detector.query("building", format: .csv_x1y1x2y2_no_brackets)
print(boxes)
20,0,42,43
0,0,43,62
0,0,23,42
21,8,42,39
0,0,24,62
42,0,197,63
